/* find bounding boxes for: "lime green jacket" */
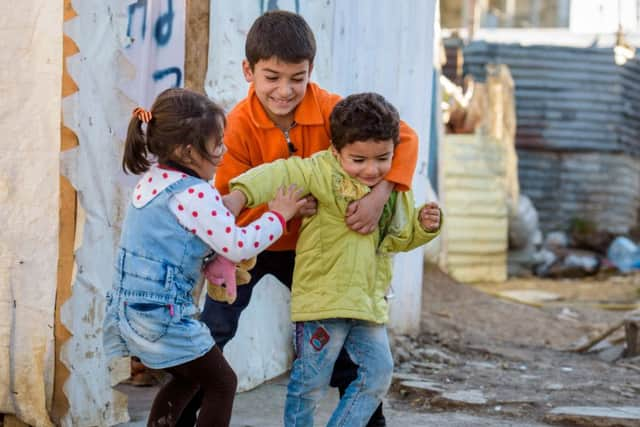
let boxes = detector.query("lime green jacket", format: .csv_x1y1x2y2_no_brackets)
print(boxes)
230,150,440,324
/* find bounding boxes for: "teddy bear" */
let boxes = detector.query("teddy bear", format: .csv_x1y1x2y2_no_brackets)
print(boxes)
203,256,257,304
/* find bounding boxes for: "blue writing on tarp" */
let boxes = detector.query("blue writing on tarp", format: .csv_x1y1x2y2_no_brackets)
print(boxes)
262,0,300,14
155,0,174,46
127,0,147,40
126,0,183,89
153,67,182,88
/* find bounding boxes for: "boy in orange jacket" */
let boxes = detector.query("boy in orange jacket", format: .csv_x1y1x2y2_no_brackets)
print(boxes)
181,10,419,427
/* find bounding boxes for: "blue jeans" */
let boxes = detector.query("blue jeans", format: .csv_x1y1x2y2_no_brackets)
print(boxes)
285,319,393,427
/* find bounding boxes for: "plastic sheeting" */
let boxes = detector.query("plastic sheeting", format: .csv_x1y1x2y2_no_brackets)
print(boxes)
60,1,133,424
60,0,185,425
120,0,186,110
0,1,62,426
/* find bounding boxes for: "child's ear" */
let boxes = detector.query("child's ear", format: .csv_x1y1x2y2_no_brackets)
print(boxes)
330,144,338,156
242,59,254,83
175,144,193,164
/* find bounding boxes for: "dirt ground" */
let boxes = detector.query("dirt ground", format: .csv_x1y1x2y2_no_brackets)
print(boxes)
386,264,640,425
109,264,640,426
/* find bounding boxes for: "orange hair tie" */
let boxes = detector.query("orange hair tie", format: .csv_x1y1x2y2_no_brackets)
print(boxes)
132,107,153,123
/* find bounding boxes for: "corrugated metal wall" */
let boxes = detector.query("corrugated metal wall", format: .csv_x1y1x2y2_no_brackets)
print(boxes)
518,150,640,234
464,42,640,233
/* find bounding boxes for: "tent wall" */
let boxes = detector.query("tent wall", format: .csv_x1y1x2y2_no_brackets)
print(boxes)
59,1,186,425
0,1,63,426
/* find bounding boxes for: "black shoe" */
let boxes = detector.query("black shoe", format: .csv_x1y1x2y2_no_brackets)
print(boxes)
366,403,386,427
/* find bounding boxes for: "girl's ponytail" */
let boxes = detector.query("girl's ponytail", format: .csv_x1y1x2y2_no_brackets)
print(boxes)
123,116,150,174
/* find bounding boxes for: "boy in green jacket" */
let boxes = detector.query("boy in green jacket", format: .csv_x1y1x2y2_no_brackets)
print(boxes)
225,93,441,426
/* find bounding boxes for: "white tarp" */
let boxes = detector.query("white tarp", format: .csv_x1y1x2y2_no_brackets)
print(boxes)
61,0,185,424
120,0,186,110
206,0,436,391
329,0,436,335
0,1,62,426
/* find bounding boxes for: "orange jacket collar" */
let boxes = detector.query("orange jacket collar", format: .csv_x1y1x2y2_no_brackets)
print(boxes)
246,83,325,129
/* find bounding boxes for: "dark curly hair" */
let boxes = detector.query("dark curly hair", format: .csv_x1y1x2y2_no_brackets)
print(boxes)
329,92,400,151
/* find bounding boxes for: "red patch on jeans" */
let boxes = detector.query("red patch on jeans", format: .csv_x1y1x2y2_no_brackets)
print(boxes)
310,326,330,351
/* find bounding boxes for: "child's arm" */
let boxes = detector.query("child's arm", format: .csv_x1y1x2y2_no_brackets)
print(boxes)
229,156,314,208
345,123,419,234
386,122,419,191
205,156,313,301
203,187,304,304
222,190,248,217
380,194,443,254
169,182,302,263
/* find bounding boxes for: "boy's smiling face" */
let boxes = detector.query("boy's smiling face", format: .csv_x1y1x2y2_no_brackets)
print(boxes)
332,139,395,187
243,57,312,129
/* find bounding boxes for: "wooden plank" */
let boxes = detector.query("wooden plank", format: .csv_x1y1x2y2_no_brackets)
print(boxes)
184,0,210,305
624,317,640,358
185,0,210,93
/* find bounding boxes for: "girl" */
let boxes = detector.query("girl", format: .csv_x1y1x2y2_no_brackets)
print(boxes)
103,88,304,427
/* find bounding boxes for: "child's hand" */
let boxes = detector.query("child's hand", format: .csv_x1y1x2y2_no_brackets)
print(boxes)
420,202,441,232
268,185,306,221
295,195,318,218
346,180,393,234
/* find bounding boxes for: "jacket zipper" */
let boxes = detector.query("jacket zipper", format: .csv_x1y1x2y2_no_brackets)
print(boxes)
281,122,298,156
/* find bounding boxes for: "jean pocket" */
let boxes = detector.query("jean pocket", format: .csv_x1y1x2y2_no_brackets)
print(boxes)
123,302,172,342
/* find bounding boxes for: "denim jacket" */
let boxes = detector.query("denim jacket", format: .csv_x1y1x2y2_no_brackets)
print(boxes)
103,176,214,369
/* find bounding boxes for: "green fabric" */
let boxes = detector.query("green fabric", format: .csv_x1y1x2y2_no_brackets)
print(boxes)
230,150,440,324
378,191,398,243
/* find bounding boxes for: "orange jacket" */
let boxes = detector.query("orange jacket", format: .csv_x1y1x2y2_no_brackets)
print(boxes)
215,82,419,251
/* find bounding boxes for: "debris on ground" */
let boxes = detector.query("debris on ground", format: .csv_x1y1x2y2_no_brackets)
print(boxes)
386,265,640,425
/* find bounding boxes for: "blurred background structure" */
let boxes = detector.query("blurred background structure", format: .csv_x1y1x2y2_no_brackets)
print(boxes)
438,0,640,282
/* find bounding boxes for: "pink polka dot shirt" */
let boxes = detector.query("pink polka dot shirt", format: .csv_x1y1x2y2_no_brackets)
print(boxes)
132,164,285,262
